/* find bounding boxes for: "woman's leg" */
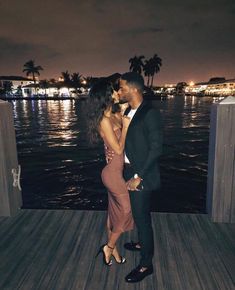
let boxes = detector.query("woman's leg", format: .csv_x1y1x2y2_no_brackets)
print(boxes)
104,226,122,262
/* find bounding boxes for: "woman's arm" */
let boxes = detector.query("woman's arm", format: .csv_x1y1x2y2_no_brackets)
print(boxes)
100,116,130,155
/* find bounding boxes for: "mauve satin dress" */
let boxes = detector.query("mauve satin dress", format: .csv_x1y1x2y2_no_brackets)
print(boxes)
101,128,134,233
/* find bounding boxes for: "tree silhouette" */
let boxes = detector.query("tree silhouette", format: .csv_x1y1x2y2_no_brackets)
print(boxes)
61,70,71,86
143,59,152,87
128,54,162,87
23,60,43,85
129,55,145,74
71,72,82,94
83,76,93,88
131,54,162,88
150,54,162,87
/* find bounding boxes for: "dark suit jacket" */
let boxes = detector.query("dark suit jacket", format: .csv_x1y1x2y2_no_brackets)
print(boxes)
124,100,162,190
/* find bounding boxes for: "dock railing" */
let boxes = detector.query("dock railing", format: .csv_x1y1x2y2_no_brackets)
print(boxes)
207,96,235,223
0,100,22,216
1,97,235,222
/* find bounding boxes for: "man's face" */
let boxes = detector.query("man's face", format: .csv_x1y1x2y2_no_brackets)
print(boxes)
118,79,133,103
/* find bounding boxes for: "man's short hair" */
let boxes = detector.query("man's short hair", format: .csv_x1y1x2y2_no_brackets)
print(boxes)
121,72,144,92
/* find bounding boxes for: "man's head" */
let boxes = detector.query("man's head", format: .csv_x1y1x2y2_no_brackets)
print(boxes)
118,72,144,104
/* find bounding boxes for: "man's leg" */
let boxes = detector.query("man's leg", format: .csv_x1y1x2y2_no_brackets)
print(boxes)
129,190,153,267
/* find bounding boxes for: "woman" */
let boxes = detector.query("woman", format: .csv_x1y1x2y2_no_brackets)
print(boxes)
86,80,134,266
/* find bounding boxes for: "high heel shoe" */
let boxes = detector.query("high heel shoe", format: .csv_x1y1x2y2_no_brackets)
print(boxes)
112,247,126,264
96,244,114,266
112,254,126,264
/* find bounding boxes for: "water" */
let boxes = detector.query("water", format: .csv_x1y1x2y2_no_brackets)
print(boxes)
11,96,220,213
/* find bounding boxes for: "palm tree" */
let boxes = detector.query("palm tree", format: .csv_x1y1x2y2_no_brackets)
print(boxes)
71,72,82,94
129,55,145,75
23,60,43,85
150,54,162,87
82,76,93,88
61,70,71,86
143,59,153,87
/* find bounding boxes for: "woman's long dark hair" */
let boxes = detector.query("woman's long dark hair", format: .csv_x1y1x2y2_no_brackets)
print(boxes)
86,80,117,145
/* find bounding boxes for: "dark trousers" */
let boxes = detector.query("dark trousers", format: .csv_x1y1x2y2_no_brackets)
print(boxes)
124,167,154,267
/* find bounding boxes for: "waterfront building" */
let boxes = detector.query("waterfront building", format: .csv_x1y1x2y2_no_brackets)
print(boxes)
185,77,235,96
0,76,33,95
153,84,176,95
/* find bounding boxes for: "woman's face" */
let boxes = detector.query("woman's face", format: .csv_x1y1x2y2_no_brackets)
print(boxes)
112,90,119,103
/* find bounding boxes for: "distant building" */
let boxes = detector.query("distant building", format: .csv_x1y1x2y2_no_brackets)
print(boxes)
21,82,86,98
0,76,33,95
185,77,235,96
153,84,176,95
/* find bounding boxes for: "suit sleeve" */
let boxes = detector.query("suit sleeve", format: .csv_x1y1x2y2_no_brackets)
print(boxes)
138,108,163,179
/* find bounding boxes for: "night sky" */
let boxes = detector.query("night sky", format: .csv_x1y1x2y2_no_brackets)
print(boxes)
0,0,234,85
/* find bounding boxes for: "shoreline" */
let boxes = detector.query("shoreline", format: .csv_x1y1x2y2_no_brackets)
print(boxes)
0,96,88,101
0,93,228,102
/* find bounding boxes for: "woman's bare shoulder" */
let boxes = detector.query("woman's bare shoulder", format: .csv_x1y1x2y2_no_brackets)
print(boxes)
99,116,112,135
100,116,112,127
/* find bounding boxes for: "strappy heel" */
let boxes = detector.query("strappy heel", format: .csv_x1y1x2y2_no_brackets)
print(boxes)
96,244,114,266
112,255,126,264
112,247,126,264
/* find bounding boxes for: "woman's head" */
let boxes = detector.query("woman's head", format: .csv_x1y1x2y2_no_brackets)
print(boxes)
86,80,120,144
89,80,114,110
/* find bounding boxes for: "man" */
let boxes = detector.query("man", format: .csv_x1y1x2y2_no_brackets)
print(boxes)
118,72,162,283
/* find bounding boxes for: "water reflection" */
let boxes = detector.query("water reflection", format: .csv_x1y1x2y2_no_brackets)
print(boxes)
11,96,220,213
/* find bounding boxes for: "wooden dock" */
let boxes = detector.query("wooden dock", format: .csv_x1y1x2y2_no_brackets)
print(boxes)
0,210,234,290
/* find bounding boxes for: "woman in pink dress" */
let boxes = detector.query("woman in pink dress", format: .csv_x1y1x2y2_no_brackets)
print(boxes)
86,80,134,266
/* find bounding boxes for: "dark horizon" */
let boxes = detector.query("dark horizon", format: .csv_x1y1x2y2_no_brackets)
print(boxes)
0,0,234,85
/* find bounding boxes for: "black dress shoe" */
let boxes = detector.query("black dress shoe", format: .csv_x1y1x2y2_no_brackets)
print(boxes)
125,265,153,283
124,241,141,252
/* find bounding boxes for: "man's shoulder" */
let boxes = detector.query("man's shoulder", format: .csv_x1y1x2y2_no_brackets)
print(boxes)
141,101,160,116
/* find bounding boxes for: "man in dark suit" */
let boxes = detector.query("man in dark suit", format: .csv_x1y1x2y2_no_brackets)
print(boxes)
118,72,162,283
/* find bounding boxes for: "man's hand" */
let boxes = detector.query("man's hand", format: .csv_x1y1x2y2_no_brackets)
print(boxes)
126,176,143,191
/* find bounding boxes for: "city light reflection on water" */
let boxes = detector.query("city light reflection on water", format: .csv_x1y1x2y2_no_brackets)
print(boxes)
11,96,221,213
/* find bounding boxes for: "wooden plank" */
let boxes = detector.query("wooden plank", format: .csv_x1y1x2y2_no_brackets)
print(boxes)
158,213,204,290
232,148,235,222
0,210,234,290
200,218,235,282
189,214,234,289
214,105,235,222
207,104,217,216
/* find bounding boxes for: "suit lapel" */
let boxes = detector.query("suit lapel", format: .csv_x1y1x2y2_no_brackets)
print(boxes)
125,100,146,163
128,100,146,125
124,106,131,116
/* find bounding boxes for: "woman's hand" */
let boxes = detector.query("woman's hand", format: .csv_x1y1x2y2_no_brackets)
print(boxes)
122,115,131,130
120,103,129,115
105,146,115,163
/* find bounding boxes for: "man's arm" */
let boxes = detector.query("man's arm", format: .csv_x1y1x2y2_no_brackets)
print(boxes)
126,108,162,191
138,108,162,179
